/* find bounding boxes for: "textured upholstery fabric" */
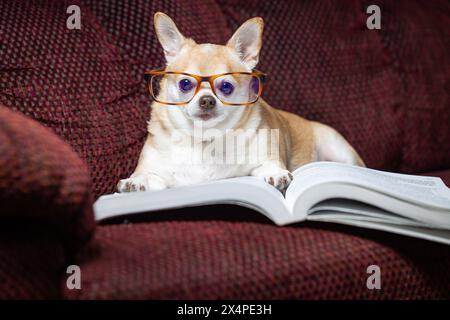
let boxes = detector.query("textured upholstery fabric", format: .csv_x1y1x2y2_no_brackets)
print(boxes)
0,0,147,198
0,106,95,245
0,225,66,299
218,0,450,173
374,0,450,173
80,0,230,64
65,219,450,299
0,106,92,299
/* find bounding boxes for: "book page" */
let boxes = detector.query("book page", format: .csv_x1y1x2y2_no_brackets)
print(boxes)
308,199,426,227
285,162,450,226
290,162,450,209
94,176,293,225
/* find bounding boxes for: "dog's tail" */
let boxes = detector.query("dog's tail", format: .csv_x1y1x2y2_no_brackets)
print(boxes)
312,122,365,167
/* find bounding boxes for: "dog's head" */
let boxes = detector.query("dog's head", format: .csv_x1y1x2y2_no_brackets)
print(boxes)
152,12,264,130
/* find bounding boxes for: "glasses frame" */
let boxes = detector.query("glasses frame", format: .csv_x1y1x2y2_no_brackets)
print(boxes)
144,67,267,106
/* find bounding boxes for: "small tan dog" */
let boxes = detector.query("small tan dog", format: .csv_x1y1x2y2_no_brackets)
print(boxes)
118,12,364,192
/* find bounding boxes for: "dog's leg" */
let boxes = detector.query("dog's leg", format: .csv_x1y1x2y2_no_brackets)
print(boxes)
312,122,365,166
251,161,293,191
117,139,171,192
117,173,168,192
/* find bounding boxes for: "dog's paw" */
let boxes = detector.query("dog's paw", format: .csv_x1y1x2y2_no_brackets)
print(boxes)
252,165,293,191
117,174,167,193
264,169,293,191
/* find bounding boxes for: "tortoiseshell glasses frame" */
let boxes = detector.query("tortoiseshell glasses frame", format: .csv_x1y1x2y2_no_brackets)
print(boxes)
144,68,267,106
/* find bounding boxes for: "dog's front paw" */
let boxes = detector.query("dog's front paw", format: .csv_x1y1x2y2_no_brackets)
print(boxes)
264,169,293,191
117,174,167,193
252,165,293,191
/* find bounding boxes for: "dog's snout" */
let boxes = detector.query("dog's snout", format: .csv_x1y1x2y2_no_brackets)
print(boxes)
199,95,216,110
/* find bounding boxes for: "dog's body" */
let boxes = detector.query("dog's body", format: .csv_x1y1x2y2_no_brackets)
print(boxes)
118,13,364,192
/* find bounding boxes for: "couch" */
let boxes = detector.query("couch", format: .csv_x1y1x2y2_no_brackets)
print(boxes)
0,0,449,299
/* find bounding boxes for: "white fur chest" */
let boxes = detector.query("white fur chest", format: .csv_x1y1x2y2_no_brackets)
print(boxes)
150,133,254,187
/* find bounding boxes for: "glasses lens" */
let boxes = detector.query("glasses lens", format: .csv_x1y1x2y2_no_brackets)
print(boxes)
150,74,198,104
214,74,261,105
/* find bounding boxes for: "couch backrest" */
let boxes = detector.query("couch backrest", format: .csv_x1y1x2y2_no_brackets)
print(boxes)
1,0,448,198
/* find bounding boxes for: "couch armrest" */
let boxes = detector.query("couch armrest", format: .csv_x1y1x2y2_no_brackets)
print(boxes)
0,106,95,246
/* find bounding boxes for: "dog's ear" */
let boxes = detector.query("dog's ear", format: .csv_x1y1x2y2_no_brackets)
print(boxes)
154,12,188,63
227,17,264,69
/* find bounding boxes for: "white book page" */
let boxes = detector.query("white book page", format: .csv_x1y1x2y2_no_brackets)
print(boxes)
291,162,450,209
308,199,426,227
285,162,450,227
94,176,293,225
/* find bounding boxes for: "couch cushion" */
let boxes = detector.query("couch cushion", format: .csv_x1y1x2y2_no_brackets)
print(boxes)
64,215,450,299
218,0,450,173
0,106,94,245
0,106,93,298
0,225,66,299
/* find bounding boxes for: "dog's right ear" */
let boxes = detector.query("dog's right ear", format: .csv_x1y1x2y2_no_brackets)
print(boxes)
154,12,187,63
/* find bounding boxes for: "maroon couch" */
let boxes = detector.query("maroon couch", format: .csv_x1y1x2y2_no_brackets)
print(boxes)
0,0,449,299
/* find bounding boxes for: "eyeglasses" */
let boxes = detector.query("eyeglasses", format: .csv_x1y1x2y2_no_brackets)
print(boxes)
144,68,267,106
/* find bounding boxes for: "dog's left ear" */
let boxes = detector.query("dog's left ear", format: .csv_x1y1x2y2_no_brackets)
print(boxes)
227,17,264,69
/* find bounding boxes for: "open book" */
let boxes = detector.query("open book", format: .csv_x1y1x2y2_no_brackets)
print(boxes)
94,162,450,245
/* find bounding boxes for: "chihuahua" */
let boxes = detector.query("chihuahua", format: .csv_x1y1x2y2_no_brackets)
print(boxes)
117,12,364,192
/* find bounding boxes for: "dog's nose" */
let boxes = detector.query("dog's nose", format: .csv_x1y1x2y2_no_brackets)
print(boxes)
199,95,216,110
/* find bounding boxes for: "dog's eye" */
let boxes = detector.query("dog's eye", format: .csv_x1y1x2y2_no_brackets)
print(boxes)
218,80,234,96
251,77,260,94
178,79,194,93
